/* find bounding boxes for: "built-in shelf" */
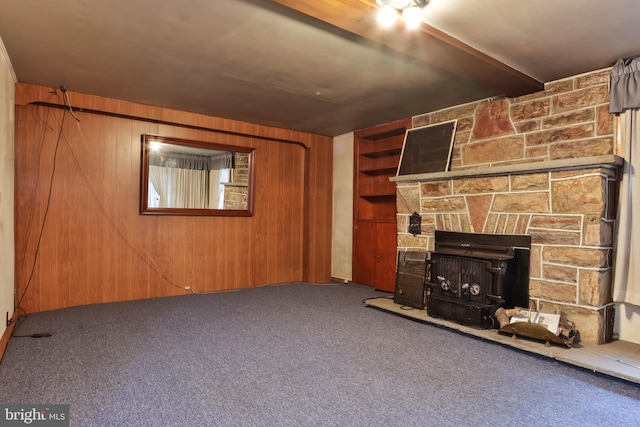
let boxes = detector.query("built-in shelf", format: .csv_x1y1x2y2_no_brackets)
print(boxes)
360,193,396,200
361,148,402,158
360,167,398,176
357,126,405,205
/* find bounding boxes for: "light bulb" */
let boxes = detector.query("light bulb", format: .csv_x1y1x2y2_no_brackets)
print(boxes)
402,5,422,29
378,4,398,27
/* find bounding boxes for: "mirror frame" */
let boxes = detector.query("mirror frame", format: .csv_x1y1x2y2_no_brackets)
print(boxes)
140,134,255,216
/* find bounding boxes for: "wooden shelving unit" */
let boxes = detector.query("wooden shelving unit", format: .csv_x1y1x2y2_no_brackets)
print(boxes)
353,118,411,293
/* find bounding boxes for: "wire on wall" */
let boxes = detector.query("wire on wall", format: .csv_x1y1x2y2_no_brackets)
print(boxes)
57,88,195,294
15,87,194,312
15,104,55,308
14,107,66,310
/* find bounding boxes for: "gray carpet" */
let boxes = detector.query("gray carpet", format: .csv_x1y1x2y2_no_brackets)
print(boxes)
1,282,638,426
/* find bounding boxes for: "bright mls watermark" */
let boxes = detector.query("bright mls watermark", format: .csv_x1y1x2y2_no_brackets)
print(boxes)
0,405,69,426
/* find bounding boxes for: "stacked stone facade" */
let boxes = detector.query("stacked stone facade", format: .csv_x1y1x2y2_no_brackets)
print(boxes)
223,152,251,210
393,68,619,344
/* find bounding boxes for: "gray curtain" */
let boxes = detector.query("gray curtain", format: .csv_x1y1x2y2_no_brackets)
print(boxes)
149,152,210,170
610,57,640,114
149,151,234,171
210,152,234,170
610,57,640,306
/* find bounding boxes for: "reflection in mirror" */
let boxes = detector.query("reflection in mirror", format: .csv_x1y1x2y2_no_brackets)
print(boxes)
140,135,254,216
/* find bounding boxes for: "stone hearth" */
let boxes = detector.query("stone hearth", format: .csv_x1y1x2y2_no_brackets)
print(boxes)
391,68,621,344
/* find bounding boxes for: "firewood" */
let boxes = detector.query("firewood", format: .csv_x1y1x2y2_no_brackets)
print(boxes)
494,307,510,328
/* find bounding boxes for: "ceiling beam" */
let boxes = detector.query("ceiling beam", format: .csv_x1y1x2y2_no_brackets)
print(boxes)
269,0,543,96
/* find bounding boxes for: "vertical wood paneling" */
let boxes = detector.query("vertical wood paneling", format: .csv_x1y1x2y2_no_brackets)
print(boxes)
303,134,333,282
253,137,270,287
271,143,281,282
14,88,332,313
114,120,131,302
15,105,64,312
102,117,117,303
65,115,82,307
56,145,71,310
285,142,303,279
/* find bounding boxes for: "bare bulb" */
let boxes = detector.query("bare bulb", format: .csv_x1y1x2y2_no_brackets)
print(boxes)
378,4,398,27
402,6,422,29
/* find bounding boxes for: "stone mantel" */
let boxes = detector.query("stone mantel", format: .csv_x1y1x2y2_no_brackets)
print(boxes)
391,155,623,184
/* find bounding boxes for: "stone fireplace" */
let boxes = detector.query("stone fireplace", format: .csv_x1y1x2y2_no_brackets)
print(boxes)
391,68,621,344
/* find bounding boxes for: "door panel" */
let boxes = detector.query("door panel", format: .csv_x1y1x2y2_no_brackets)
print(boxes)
353,222,377,286
375,222,398,292
353,221,397,292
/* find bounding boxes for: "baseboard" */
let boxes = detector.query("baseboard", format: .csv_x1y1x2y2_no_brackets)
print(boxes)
0,311,18,364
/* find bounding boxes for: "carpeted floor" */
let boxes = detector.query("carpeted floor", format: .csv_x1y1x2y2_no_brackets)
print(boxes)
1,282,638,426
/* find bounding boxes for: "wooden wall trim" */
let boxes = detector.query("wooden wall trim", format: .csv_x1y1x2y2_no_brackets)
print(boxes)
15,83,328,148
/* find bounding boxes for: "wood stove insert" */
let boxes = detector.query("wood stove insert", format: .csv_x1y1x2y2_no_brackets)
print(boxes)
426,231,531,328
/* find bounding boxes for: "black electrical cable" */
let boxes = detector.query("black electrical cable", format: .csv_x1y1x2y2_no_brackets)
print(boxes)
51,89,192,292
11,303,51,338
58,111,194,293
15,106,54,311
11,332,52,338
14,109,67,310
15,87,212,310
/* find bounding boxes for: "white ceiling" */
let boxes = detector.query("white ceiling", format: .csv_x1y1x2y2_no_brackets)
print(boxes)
0,0,638,136
424,0,640,81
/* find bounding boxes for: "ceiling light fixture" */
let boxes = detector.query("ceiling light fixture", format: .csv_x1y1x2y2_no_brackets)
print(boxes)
377,2,398,27
375,0,429,30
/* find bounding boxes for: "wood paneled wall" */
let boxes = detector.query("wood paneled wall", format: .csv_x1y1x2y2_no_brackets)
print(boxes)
14,83,333,313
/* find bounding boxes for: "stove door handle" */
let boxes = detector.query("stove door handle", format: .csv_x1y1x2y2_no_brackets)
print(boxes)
486,294,505,304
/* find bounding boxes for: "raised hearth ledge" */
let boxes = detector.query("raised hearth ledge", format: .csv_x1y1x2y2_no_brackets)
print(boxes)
390,155,623,183
364,296,640,385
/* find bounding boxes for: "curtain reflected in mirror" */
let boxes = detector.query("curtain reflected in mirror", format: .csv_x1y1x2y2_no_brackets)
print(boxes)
140,135,254,216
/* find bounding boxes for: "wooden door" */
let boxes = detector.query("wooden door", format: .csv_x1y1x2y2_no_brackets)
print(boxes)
375,222,399,292
353,221,378,287
353,221,398,292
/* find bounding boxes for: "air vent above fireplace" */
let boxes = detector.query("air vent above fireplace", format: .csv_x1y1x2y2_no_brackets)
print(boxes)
396,120,457,176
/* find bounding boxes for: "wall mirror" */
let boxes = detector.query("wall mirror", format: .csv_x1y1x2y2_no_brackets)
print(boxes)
140,134,255,216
